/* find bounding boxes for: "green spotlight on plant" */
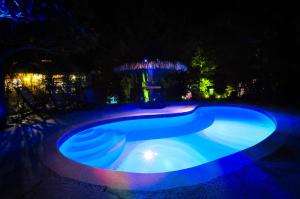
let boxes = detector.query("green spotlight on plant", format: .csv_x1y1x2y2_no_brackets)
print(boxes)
142,73,149,102
216,94,222,99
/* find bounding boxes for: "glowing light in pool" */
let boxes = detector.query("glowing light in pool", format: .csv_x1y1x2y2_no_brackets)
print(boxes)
59,106,276,173
143,150,158,161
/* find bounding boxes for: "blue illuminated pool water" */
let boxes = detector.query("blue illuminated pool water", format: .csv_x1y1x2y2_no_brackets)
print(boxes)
58,106,276,173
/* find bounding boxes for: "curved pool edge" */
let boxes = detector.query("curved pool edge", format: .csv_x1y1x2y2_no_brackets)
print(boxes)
56,105,200,148
41,104,285,191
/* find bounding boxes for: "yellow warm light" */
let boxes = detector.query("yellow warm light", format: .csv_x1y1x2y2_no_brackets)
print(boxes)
70,75,76,80
23,76,31,82
53,74,64,79
5,73,47,91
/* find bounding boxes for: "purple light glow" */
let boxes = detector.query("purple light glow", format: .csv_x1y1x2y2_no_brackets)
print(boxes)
114,60,188,73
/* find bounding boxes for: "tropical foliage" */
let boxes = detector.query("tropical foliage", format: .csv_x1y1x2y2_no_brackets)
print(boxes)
188,48,235,99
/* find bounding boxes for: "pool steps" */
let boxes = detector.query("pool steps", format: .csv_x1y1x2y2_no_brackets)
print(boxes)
60,129,126,167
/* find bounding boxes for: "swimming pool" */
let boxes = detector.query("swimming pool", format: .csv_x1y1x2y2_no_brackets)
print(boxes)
58,105,276,174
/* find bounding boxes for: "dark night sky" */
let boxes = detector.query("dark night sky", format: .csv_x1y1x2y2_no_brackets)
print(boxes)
66,1,299,65
2,0,299,67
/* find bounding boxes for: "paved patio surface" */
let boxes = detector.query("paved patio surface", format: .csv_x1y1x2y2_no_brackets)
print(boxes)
1,103,300,199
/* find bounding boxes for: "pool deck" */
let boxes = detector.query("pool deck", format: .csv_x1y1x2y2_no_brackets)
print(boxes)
1,103,300,198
